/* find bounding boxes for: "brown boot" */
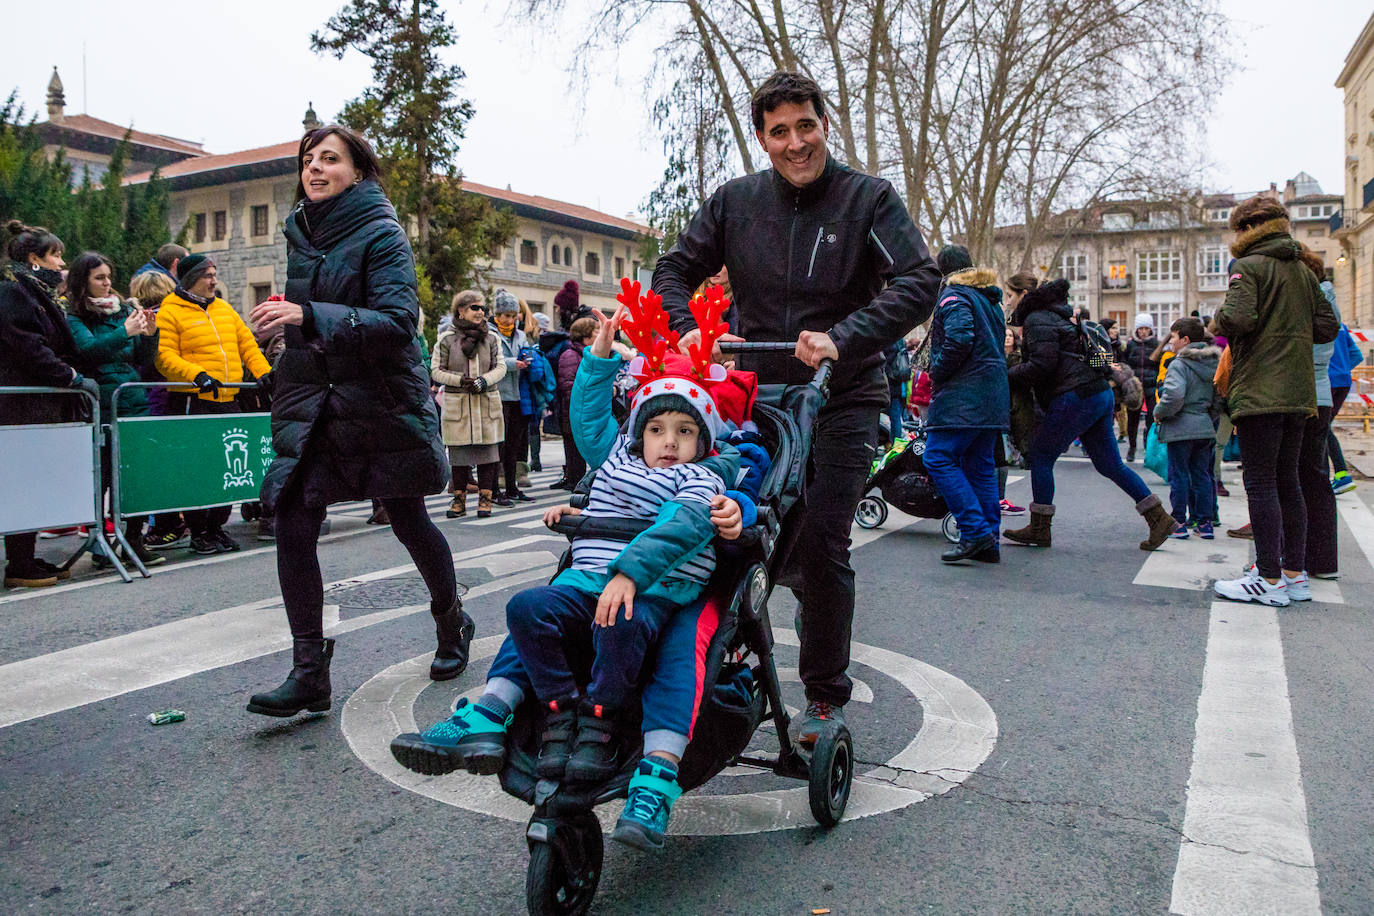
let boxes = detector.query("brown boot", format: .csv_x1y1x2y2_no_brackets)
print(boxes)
477,489,493,518
445,493,467,519
1003,502,1053,547
1137,494,1176,550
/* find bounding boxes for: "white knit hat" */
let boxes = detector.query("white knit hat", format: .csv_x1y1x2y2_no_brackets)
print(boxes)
1134,313,1155,330
626,376,723,460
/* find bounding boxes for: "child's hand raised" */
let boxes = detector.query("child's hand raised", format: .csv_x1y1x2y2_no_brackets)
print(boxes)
588,307,626,359
595,573,636,627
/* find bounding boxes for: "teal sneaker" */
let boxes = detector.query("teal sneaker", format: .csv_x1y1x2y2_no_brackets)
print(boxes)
1333,472,1356,495
611,757,683,852
390,698,511,777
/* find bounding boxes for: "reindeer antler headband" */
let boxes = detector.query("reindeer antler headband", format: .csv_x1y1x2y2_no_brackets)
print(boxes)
617,277,729,386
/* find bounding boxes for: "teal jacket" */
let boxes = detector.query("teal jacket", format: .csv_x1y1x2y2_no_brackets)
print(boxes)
556,351,740,604
66,305,158,418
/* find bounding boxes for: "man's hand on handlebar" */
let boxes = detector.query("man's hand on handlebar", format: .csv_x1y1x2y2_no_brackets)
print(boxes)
543,504,582,528
795,330,838,368
710,495,743,540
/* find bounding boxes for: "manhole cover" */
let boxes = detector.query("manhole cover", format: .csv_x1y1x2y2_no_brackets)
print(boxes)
324,577,469,609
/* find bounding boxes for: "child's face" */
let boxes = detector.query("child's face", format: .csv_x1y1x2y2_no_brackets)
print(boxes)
641,411,701,468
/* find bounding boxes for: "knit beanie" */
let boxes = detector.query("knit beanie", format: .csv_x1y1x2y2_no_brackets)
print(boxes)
627,380,723,462
177,253,213,288
492,289,520,315
936,244,973,276
554,280,580,314
1133,313,1154,330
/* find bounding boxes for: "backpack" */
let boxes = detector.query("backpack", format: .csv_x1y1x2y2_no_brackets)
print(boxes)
884,341,912,383
1076,320,1115,379
1110,364,1144,411
530,350,557,408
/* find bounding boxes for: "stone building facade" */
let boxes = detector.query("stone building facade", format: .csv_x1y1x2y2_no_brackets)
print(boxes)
989,174,1343,334
1333,11,1374,330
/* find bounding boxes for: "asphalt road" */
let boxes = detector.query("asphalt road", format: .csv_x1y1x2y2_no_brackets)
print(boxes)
2,456,1372,915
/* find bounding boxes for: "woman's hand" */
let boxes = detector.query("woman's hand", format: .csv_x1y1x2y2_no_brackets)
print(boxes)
543,504,581,528
123,310,145,337
595,573,637,627
710,495,743,540
589,307,625,359
249,299,305,336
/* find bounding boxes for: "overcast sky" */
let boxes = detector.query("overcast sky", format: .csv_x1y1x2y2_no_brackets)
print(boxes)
5,0,1370,220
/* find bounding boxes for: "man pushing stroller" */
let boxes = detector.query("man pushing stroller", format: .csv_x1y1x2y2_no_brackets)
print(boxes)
391,282,753,850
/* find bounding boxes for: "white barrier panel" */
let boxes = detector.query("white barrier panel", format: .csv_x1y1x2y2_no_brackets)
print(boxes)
0,423,98,536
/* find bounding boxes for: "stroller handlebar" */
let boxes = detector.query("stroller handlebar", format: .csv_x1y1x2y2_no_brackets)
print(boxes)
715,341,833,394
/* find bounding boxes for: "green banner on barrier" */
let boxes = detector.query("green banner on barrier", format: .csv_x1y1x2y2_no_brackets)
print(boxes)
115,413,275,515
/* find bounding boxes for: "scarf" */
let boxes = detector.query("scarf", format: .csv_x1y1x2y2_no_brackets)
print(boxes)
175,286,215,308
87,296,121,315
453,317,488,358
300,183,355,244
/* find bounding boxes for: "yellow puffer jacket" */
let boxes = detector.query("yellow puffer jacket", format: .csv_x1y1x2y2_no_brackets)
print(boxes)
154,292,273,402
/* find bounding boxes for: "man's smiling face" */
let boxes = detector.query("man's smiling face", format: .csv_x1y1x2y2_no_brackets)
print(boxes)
757,100,830,189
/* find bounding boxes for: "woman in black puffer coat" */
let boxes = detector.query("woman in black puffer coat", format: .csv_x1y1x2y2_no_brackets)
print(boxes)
245,126,467,718
1003,278,1175,551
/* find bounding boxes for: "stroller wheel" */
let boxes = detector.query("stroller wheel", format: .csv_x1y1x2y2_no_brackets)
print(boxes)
526,813,603,916
941,512,961,544
854,496,888,530
808,725,854,827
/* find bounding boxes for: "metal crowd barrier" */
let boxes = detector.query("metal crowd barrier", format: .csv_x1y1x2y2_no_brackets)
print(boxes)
0,386,134,582
109,381,273,577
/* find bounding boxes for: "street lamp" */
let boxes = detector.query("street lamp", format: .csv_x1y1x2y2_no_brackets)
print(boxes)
1337,253,1347,265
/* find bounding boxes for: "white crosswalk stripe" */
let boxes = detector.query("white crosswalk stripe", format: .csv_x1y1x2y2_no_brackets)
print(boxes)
326,469,573,533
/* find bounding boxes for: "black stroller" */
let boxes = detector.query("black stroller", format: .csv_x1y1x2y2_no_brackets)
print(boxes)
501,343,854,915
853,417,961,543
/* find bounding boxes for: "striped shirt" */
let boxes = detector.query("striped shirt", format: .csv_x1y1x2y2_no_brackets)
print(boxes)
571,434,725,588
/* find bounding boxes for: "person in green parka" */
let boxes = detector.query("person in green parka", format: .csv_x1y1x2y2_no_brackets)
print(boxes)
65,252,165,569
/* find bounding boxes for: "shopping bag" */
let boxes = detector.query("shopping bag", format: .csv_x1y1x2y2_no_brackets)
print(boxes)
1144,425,1169,481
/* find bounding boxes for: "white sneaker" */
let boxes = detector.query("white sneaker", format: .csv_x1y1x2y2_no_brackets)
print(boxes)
1284,571,1311,602
1214,570,1290,607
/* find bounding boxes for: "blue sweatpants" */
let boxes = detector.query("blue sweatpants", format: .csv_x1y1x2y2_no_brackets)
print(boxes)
485,588,720,759
924,427,1000,541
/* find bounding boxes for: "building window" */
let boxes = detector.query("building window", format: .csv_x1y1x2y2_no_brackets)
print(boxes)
520,240,538,266
193,213,206,244
632,260,641,278
1196,246,1227,291
1206,207,1232,223
251,205,269,238
1105,261,1131,289
585,252,600,276
1137,250,1182,286
1102,212,1133,231
1068,290,1090,316
1143,301,1185,330
615,256,625,277
251,284,273,306
213,210,226,242
1059,252,1089,283
551,245,560,266
563,246,573,268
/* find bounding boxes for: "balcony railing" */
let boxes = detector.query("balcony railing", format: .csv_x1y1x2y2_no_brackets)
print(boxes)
1102,273,1133,292
1332,208,1360,234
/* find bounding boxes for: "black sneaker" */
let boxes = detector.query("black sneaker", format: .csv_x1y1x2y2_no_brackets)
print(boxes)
4,560,59,588
147,527,190,550
213,530,241,552
126,538,167,568
32,557,73,580
796,700,846,750
564,700,626,784
494,494,514,508
535,699,579,781
547,477,570,491
189,534,219,555
510,490,536,503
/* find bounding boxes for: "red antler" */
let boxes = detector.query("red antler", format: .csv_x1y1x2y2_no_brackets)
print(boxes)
616,277,677,375
687,287,730,379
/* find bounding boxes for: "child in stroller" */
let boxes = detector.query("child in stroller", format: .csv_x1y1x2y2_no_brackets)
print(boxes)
394,285,856,915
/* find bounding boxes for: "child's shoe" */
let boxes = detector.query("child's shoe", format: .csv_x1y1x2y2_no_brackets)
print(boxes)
1195,520,1214,540
1332,471,1356,495
564,699,627,784
612,757,682,852
390,698,511,776
536,698,579,781
1171,522,1190,539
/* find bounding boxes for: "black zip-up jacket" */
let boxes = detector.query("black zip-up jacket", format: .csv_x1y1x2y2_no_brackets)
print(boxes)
652,156,940,399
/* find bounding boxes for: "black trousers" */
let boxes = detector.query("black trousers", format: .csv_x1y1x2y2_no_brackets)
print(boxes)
452,462,498,493
1300,405,1338,577
166,393,238,535
558,397,587,486
499,400,530,495
1235,413,1306,579
1125,387,1157,454
783,396,880,706
274,493,456,641
1327,386,1350,475
527,413,543,470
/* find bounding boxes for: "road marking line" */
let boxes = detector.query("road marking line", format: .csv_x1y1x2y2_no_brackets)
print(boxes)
1336,492,1374,576
0,538,563,729
1169,601,1320,915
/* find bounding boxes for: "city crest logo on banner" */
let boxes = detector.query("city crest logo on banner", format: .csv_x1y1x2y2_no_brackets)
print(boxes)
222,428,255,489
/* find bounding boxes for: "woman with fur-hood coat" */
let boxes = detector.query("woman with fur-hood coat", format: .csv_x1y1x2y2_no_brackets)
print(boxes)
922,248,1011,563
1002,276,1177,551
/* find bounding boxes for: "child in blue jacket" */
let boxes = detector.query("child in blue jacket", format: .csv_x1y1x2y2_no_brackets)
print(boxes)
395,308,743,851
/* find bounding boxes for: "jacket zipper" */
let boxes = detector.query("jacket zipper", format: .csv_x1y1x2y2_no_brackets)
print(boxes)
807,226,823,279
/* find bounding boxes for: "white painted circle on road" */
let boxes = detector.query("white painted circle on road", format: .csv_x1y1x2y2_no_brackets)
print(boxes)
341,629,997,835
